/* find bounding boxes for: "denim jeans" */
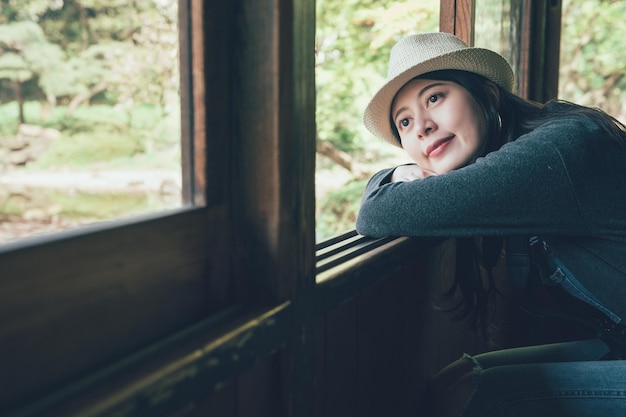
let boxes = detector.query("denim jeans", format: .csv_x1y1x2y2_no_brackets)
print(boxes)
461,338,626,416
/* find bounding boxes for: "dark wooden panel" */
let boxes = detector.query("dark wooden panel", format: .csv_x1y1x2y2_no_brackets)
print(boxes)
357,277,406,417
324,300,358,417
355,281,386,417
316,237,490,417
399,256,432,416
542,0,562,101
202,0,235,208
4,302,290,417
181,350,285,417
0,208,213,412
237,356,280,417
353,248,450,417
314,314,326,417
416,240,489,380
228,0,316,303
188,381,237,417
316,237,432,310
317,239,490,417
517,0,562,102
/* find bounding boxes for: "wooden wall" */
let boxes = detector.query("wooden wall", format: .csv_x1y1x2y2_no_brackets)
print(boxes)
168,239,490,417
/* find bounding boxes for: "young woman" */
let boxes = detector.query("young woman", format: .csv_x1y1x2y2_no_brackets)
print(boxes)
356,32,626,417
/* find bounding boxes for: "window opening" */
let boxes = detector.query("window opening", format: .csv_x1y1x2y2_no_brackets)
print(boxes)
0,0,182,243
314,0,439,242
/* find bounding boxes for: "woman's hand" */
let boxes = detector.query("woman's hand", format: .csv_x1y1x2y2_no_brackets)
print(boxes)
391,164,437,182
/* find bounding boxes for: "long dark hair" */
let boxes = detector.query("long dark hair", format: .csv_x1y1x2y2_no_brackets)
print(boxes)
402,69,626,331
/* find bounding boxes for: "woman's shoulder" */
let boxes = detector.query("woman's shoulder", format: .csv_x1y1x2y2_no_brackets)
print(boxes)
543,104,601,129
501,105,626,173
516,107,605,148
537,100,610,135
492,109,617,166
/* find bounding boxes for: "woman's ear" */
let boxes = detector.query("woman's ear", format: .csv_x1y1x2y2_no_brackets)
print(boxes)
484,80,501,106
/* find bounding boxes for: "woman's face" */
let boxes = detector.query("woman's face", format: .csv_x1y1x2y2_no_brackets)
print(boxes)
391,78,488,174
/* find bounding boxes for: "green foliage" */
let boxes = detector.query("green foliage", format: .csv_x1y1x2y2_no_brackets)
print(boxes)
0,0,52,23
0,21,62,84
559,0,626,120
0,1,179,113
34,105,179,169
0,100,46,134
316,179,368,240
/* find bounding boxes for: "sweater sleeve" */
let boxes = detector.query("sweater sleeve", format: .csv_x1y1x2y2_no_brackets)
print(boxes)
356,120,594,238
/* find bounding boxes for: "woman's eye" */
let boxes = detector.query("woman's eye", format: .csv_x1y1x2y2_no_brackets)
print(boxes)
428,93,441,103
399,118,409,128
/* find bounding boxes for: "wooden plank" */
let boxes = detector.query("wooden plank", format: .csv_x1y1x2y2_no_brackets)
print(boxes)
439,0,476,43
454,0,475,45
5,303,291,417
439,0,455,34
178,0,192,203
316,236,399,274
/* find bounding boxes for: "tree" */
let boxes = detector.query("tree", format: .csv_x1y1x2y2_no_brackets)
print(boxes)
0,0,179,123
0,21,64,123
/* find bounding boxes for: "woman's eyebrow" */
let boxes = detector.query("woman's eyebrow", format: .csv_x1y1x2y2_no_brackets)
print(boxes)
392,82,446,121
418,82,445,98
393,105,408,122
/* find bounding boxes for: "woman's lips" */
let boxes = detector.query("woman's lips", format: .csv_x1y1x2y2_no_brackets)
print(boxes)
426,137,454,157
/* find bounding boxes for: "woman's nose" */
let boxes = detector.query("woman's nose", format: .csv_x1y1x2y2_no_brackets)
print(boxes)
415,118,436,139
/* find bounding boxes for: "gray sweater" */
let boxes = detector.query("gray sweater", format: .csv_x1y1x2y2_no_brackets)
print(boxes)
356,115,626,320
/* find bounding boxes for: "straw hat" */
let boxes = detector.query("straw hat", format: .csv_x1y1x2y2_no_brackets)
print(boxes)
363,32,514,146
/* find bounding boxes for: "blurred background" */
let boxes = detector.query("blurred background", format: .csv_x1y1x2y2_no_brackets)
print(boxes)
0,0,181,242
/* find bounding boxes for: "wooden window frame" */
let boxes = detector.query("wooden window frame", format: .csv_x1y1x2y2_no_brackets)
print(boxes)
0,0,318,412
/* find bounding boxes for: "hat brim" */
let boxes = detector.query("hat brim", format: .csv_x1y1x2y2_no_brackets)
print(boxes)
363,48,514,147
